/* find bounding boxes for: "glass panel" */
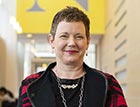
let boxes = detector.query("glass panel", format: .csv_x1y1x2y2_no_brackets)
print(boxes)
115,69,127,80
116,55,127,67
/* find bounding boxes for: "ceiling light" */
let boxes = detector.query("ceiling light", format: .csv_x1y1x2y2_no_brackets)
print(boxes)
9,16,22,34
27,34,32,38
42,63,47,68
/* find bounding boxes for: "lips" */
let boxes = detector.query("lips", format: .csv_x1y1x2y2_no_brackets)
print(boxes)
64,50,79,54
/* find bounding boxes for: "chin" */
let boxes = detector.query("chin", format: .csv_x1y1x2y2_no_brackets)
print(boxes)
64,59,80,65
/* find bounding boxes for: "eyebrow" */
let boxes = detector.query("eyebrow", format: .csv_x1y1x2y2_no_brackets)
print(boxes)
75,33,84,35
59,32,84,36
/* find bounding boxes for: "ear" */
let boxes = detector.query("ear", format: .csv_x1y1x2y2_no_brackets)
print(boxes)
48,34,55,48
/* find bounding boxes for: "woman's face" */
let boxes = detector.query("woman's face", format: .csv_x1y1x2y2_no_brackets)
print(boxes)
49,21,90,65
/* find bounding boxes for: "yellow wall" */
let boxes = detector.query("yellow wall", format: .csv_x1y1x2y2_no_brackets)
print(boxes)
16,0,105,34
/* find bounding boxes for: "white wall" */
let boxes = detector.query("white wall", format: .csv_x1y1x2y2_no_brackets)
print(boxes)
0,0,18,96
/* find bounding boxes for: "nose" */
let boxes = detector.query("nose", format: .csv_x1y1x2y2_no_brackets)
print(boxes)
67,36,76,47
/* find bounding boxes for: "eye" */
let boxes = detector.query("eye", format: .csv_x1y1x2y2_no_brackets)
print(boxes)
76,35,84,39
59,34,69,39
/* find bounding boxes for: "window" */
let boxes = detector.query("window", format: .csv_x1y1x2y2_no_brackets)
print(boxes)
115,55,127,67
115,69,127,80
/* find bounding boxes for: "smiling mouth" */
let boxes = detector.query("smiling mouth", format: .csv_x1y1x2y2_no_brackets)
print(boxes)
65,50,79,54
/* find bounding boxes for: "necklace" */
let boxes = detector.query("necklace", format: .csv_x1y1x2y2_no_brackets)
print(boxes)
61,78,80,89
56,74,85,107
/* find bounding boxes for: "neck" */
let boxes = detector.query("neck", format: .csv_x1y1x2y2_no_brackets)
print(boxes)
53,62,85,79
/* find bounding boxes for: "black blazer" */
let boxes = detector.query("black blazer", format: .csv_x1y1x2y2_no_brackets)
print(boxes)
26,62,108,107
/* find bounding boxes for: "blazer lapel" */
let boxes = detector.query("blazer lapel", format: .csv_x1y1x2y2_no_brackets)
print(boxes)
83,64,108,107
27,71,56,107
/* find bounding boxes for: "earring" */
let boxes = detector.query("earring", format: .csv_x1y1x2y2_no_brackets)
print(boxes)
86,50,88,56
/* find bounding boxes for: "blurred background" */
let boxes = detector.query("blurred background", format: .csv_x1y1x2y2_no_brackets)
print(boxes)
0,0,140,106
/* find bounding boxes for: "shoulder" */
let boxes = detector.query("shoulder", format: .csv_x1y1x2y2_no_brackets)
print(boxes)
86,66,113,81
18,71,45,106
88,67,122,92
91,68,118,83
20,71,45,95
22,71,44,86
84,63,113,79
100,71,121,89
97,70,122,90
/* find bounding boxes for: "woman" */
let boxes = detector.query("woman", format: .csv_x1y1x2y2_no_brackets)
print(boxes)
0,87,17,107
18,6,127,107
